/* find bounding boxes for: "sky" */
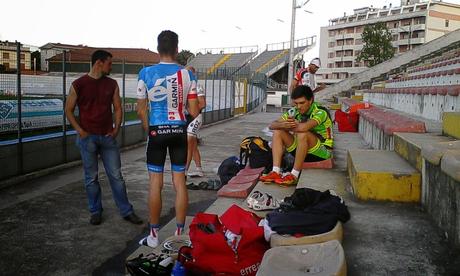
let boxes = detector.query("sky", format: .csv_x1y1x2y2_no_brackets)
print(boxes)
2,0,460,62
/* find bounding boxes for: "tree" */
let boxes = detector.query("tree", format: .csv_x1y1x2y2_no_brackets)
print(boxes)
177,50,195,66
356,22,395,67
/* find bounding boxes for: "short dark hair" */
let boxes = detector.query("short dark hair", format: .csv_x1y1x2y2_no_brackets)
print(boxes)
157,30,178,56
91,50,112,66
291,85,313,100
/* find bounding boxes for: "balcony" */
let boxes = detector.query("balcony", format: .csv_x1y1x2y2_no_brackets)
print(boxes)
412,23,425,31
410,37,425,44
335,33,355,40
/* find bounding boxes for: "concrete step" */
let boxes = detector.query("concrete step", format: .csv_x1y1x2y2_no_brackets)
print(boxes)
421,140,460,166
443,112,460,139
347,150,421,202
441,149,460,182
393,132,453,171
257,240,346,276
270,221,343,247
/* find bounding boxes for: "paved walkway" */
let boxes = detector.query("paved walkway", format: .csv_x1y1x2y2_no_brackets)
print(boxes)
1,111,459,275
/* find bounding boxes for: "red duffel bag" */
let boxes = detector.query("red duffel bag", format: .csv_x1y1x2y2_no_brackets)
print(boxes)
179,204,269,276
334,109,359,132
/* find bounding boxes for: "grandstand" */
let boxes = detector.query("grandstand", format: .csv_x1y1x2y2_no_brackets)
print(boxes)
186,46,257,76
326,30,460,122
247,37,315,76
320,27,460,249
186,36,316,81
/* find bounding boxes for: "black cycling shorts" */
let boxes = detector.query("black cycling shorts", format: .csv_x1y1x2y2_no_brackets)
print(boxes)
146,124,187,173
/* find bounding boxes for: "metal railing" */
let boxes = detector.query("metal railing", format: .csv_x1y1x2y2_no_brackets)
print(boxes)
0,42,267,181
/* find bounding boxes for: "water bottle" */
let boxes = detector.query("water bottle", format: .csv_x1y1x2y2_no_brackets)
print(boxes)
171,260,185,276
287,107,296,118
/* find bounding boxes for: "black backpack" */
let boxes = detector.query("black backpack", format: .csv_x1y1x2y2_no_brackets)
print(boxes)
239,136,273,169
217,156,244,185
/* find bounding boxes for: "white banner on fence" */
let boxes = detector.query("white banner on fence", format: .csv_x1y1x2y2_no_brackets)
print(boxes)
0,99,63,133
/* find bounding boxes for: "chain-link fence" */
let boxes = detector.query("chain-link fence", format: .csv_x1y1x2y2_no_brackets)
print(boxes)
0,42,267,181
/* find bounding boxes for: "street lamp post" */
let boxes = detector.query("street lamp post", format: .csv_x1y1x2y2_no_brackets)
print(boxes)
287,0,311,96
287,0,297,96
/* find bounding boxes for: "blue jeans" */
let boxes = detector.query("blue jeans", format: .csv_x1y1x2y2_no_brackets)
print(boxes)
76,134,133,217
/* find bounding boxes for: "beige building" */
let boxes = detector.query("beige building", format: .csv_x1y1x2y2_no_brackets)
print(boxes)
317,0,460,84
0,41,31,71
39,43,86,71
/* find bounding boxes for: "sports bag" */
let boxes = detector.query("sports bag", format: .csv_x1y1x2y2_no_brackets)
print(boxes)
217,156,244,185
239,136,272,169
179,205,269,276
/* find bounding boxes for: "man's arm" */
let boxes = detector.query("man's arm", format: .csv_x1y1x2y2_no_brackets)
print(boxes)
65,85,88,138
197,95,206,111
269,117,297,130
290,79,298,94
187,98,199,118
294,119,319,132
136,99,149,132
107,85,122,137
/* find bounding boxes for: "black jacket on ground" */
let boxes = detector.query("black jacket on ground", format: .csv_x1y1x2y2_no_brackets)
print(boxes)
266,188,350,235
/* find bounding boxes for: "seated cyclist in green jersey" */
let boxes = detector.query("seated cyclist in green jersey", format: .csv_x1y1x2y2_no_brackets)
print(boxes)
260,85,334,186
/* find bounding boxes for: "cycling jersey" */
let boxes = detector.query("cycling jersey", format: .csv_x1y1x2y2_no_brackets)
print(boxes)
281,102,334,148
137,62,197,126
137,62,197,173
294,68,317,91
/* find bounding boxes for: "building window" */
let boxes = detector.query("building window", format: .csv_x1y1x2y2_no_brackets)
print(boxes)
2,52,9,59
329,30,335,37
392,34,399,41
355,39,363,45
354,62,362,67
401,19,411,26
344,61,353,67
414,17,425,24
328,63,334,68
445,20,449,27
4,63,9,69
21,63,26,70
336,51,343,57
20,53,25,60
337,40,344,46
328,52,335,58
328,42,335,48
393,22,399,28
355,26,363,33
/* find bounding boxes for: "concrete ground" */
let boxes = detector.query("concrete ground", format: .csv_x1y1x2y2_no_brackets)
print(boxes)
1,111,459,275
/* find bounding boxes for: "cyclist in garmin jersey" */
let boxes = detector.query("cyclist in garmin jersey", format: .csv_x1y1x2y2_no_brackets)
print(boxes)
259,85,333,186
136,30,199,248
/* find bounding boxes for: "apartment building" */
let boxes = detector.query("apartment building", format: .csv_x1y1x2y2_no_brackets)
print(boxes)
0,41,31,72
317,0,460,84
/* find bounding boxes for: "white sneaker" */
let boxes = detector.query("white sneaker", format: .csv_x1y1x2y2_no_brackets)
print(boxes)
139,228,159,248
139,235,159,248
187,169,204,177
